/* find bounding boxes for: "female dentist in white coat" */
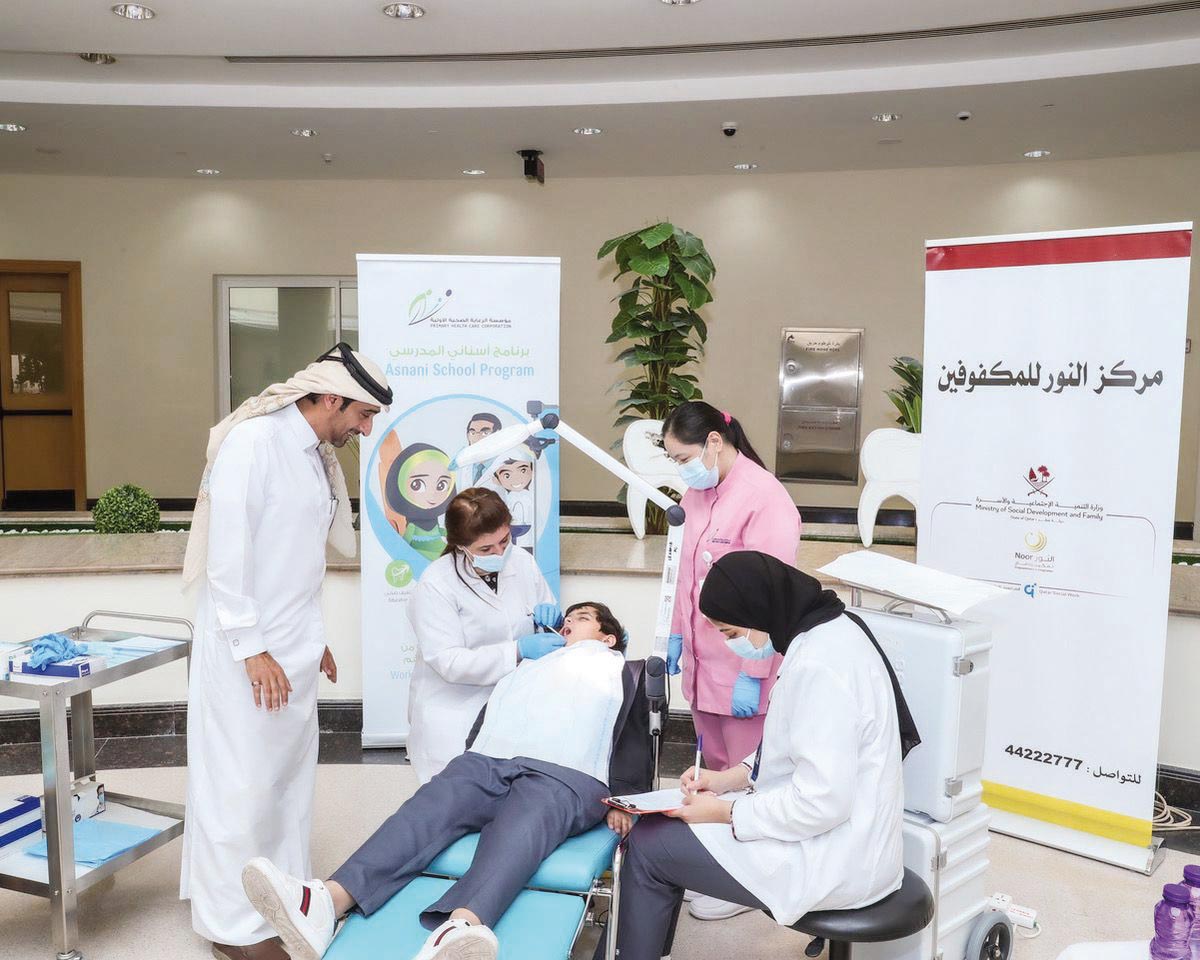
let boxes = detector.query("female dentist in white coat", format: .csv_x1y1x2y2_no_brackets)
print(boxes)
607,551,921,959
406,487,562,783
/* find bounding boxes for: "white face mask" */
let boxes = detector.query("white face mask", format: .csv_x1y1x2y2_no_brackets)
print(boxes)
468,542,511,574
676,441,719,490
723,631,775,660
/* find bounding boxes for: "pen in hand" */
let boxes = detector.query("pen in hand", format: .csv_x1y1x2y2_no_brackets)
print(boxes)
690,734,704,795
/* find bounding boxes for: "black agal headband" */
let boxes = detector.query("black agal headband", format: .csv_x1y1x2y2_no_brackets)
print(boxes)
316,342,393,406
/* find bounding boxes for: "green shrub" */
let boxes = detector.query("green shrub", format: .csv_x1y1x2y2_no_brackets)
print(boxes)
93,484,161,534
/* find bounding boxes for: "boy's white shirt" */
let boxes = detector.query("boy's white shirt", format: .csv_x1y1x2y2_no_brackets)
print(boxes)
470,639,624,784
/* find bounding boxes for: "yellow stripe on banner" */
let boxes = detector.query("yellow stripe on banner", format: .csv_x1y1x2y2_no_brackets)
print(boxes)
982,780,1152,848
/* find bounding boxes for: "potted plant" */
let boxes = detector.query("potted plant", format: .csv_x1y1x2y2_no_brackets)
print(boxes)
597,221,715,533
93,484,161,534
885,356,923,433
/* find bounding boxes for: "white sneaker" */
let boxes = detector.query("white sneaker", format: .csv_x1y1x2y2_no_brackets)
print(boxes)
682,889,699,902
413,919,499,960
241,857,336,960
688,895,754,921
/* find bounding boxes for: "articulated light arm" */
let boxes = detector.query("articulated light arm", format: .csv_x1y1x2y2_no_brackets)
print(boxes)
452,410,684,660
451,412,685,527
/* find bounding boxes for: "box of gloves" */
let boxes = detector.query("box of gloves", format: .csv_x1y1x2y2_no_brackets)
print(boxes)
0,795,42,851
7,651,105,680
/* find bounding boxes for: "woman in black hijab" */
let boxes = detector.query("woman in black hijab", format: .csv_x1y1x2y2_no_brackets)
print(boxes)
605,551,918,960
698,550,920,757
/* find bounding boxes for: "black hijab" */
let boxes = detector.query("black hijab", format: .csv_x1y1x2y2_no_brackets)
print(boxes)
698,551,921,760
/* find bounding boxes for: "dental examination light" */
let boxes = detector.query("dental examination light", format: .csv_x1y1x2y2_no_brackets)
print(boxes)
453,408,684,763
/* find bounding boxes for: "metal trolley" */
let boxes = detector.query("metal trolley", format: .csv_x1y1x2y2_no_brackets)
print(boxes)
0,610,193,960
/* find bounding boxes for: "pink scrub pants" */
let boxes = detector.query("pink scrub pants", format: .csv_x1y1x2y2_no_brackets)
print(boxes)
690,710,765,772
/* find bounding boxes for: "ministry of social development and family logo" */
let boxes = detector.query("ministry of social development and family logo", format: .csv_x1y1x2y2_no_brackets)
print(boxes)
1024,464,1053,497
408,288,453,326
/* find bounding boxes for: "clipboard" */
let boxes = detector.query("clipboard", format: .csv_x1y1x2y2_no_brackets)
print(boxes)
602,788,685,815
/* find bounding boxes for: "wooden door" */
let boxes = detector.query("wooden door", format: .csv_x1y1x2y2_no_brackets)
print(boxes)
0,263,86,510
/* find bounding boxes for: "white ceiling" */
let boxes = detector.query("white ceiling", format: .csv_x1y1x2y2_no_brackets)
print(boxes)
1,65,1197,179
0,1,1198,178
1,0,1187,58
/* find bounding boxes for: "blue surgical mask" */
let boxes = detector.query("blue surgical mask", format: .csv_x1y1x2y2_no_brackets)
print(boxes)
468,543,510,575
676,444,719,490
724,631,775,660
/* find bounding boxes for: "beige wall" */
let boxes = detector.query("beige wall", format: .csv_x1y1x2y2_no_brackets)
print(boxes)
1,152,1198,515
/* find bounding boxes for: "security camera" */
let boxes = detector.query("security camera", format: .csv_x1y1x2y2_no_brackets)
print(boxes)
722,121,738,137
956,110,973,121
517,148,545,184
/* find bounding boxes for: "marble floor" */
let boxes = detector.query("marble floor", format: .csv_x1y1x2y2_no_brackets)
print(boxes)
0,762,1185,960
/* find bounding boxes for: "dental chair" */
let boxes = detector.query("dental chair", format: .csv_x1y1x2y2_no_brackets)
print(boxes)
325,657,662,960
326,827,621,960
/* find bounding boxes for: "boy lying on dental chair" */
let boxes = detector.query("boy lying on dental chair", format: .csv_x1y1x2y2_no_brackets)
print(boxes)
241,602,653,960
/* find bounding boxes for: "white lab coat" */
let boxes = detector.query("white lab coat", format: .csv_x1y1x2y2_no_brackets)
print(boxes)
180,404,333,946
407,546,554,782
692,614,905,926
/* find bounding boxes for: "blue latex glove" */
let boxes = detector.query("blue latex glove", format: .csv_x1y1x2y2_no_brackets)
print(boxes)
731,672,762,718
666,634,683,676
532,603,564,631
27,633,86,670
518,632,566,661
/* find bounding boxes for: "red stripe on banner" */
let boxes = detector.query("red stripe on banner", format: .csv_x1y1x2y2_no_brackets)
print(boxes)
926,230,1192,271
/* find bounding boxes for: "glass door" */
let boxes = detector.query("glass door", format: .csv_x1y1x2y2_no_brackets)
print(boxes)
217,276,361,495
0,270,83,510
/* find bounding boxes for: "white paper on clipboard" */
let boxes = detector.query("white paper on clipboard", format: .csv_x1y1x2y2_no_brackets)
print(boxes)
603,788,685,814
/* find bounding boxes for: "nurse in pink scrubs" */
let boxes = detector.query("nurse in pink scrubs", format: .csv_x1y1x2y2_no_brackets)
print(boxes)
662,401,801,771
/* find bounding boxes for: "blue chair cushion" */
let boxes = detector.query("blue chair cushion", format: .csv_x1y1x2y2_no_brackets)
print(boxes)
426,823,618,894
325,876,585,960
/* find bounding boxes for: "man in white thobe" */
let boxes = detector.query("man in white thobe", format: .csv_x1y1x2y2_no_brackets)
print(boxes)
179,344,391,960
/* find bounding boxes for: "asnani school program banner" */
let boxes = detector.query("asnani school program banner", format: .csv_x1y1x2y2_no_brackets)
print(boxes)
356,255,561,748
918,223,1192,872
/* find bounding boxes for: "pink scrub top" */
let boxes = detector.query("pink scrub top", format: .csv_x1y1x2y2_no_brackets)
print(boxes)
671,453,802,715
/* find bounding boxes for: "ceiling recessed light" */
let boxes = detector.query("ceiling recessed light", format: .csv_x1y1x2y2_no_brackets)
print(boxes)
291,128,318,138
462,169,486,176
872,112,901,123
111,4,156,20
574,127,603,136
1023,149,1051,159
0,123,27,133
382,3,425,17
732,163,757,171
195,168,221,176
79,53,118,65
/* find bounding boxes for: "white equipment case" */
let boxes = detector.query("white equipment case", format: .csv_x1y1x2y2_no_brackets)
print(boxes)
851,605,992,824
859,806,1000,960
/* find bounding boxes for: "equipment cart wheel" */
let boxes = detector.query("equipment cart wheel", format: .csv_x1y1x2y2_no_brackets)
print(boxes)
966,911,1014,960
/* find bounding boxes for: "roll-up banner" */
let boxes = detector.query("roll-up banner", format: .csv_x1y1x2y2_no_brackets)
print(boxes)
356,255,561,747
919,223,1193,872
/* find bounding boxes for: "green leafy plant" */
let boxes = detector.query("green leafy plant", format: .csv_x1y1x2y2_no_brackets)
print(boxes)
93,484,161,534
599,221,714,429
885,356,923,433
598,221,715,534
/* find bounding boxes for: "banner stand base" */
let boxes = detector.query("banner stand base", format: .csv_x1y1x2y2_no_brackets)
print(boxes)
990,809,1165,875
361,734,408,750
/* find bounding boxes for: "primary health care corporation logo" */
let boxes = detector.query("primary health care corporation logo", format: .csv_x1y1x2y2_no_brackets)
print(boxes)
408,288,453,326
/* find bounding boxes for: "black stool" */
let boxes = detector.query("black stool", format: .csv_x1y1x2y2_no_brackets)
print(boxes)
789,869,934,960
